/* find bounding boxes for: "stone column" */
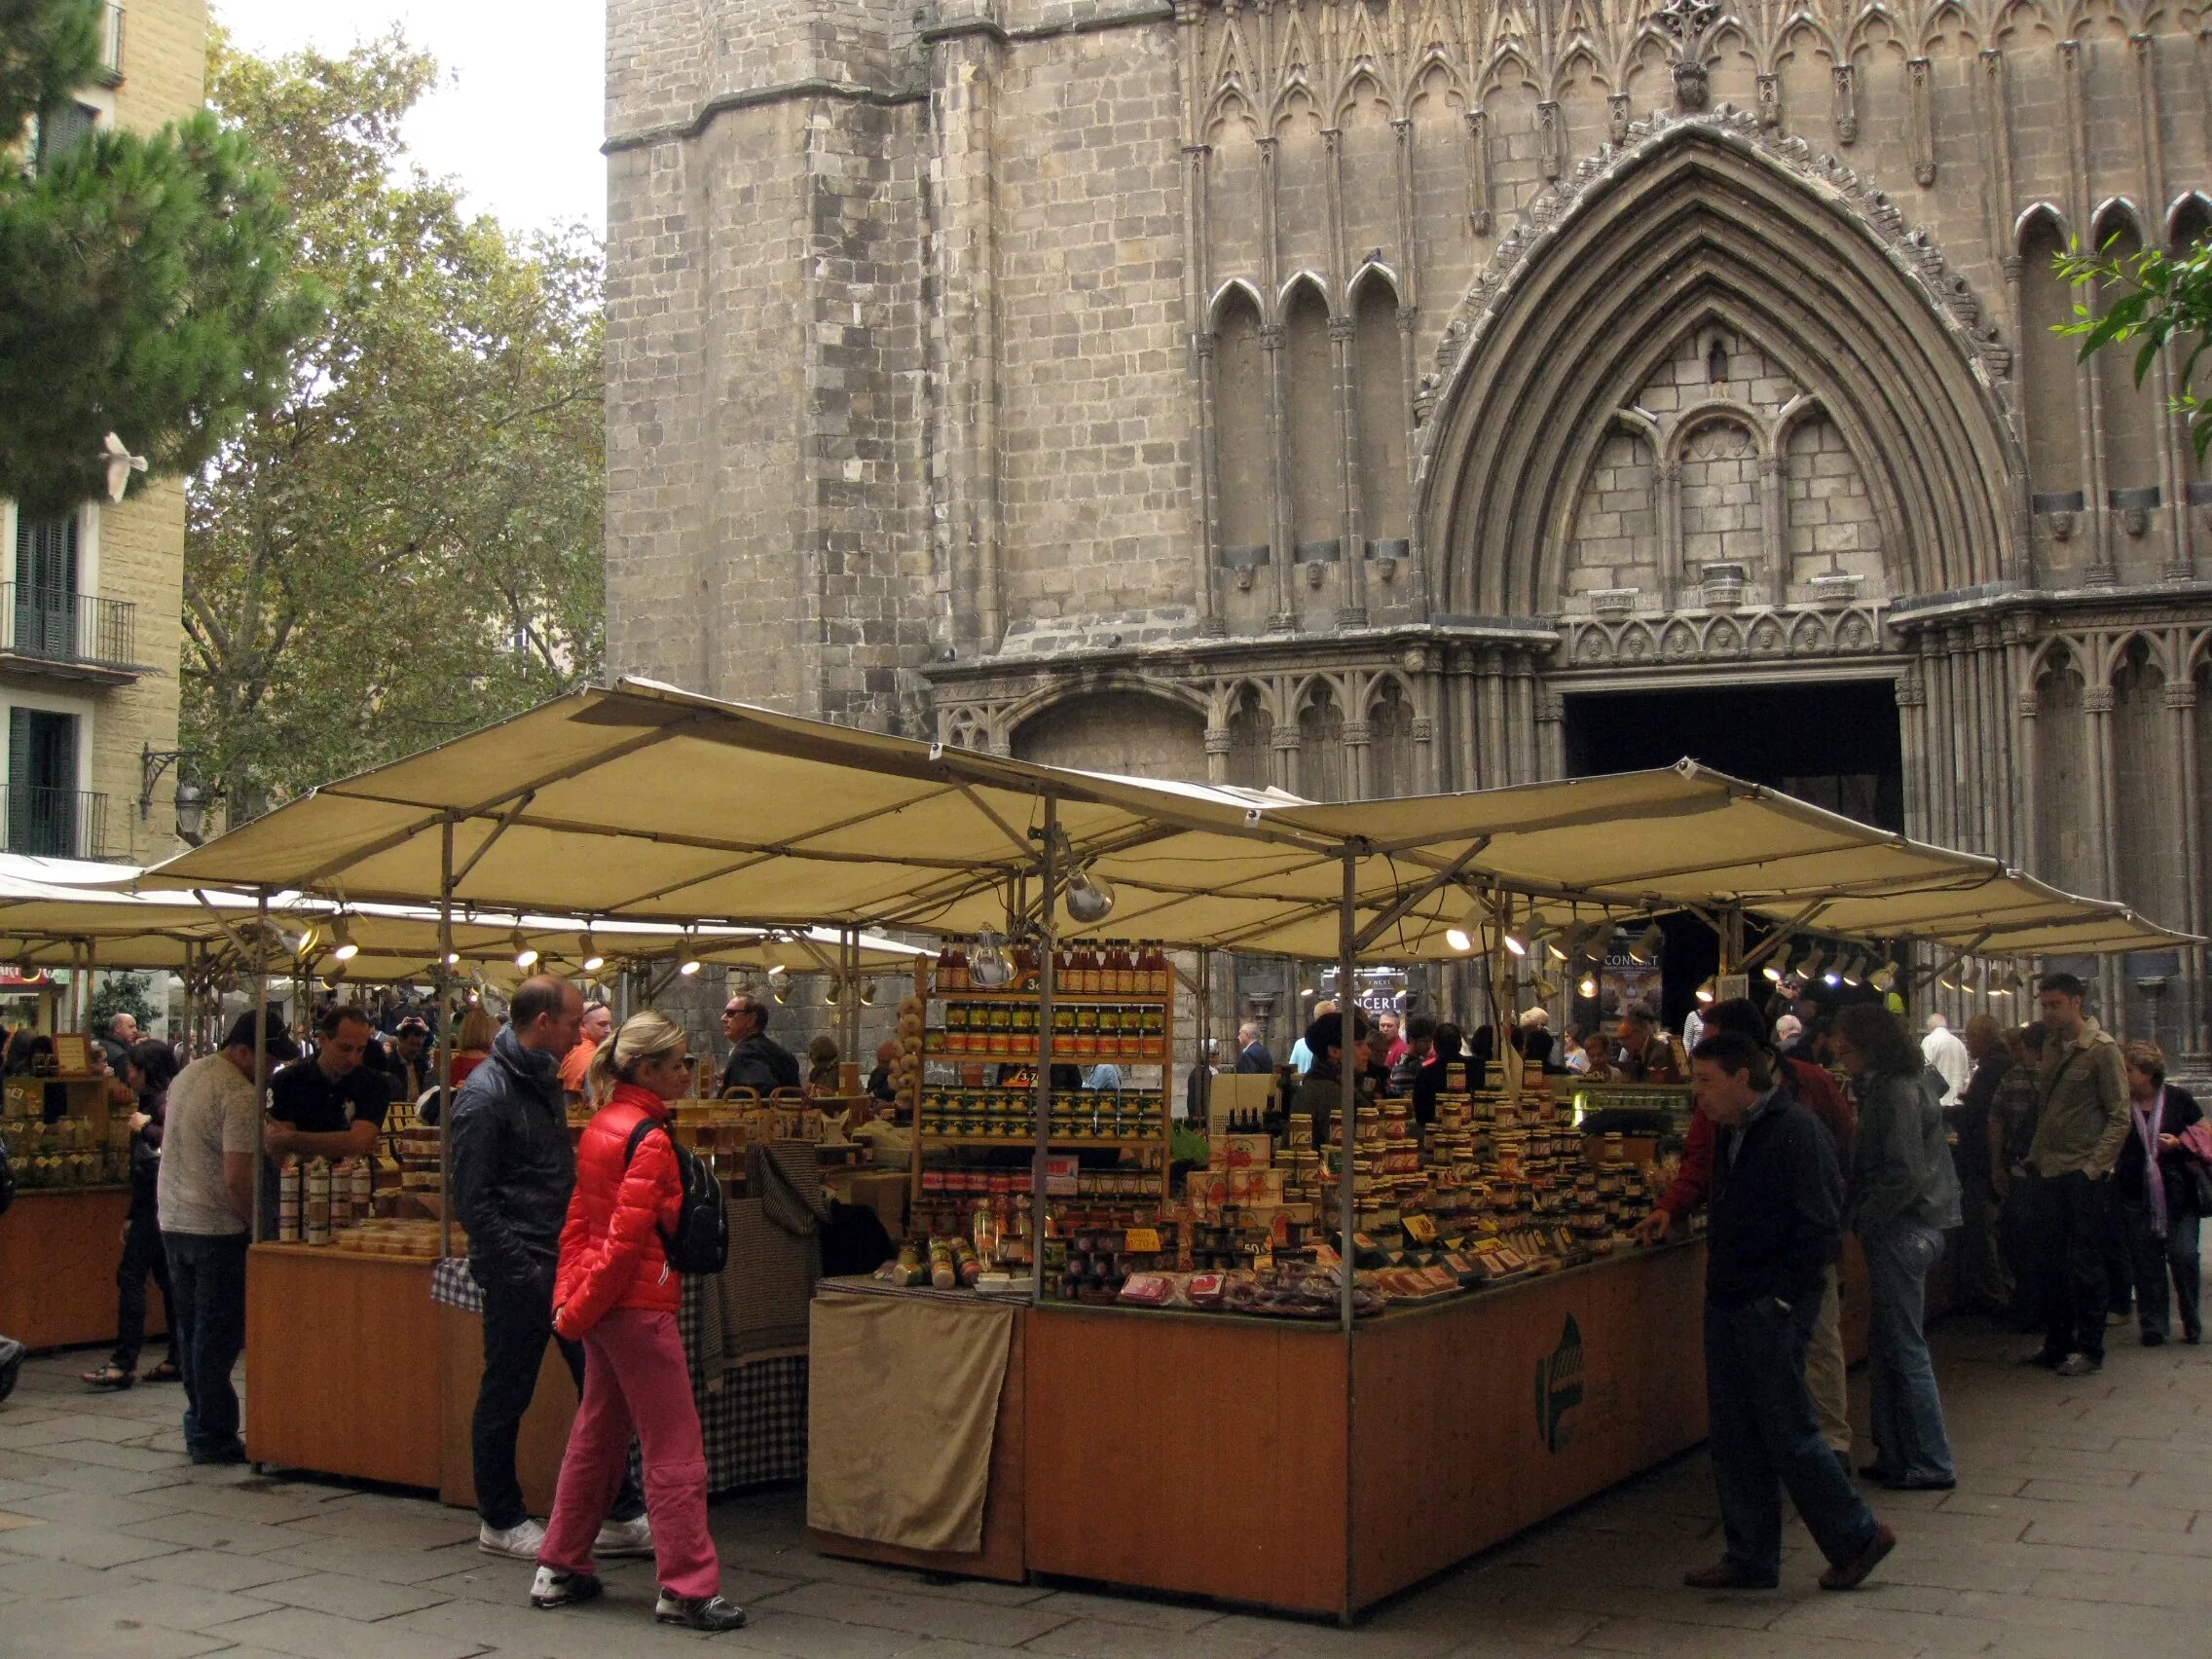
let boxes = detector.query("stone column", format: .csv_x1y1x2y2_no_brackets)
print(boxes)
1657,461,1684,611
2084,682,2118,897
1204,724,1232,786
1895,671,1930,841
1759,454,1787,606
1481,649,1509,789
1272,720,1301,795
2061,40,2118,584
1535,689,1566,781
1343,719,1372,801
2168,678,2206,1052
1412,714,1437,794
1453,649,1479,791
1194,329,1227,633
925,5,1007,650
1331,312,1367,628
1261,321,1295,629
2013,684,2040,875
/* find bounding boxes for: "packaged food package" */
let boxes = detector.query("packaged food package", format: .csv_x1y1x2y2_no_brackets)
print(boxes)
1117,1272,1176,1307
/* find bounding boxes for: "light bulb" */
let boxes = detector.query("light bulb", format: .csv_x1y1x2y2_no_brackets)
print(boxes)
1694,977,1716,1005
1065,863,1117,925
512,928,539,971
1870,960,1899,994
971,931,1014,989
1627,922,1662,967
858,978,878,1007
1763,945,1793,983
679,957,702,977
1577,970,1600,1000
1798,946,1825,980
580,930,605,975
331,915,359,963
1502,929,1529,957
1839,953,1865,986
825,977,843,1007
444,950,461,967
1446,924,1476,953
1531,975,1559,1001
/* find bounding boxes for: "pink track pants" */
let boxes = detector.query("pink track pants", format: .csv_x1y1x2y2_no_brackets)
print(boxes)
539,1306,720,1600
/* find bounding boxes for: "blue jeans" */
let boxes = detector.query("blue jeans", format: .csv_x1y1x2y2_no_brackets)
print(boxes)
2121,1202,2202,1342
1704,1296,1880,1577
1862,1219,1955,1484
162,1231,248,1458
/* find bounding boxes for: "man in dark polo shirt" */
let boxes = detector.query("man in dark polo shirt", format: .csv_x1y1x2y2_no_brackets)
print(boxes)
265,1004,392,1167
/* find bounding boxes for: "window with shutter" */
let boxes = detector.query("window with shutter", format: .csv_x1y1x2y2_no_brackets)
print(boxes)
13,511,78,660
5,708,80,857
35,101,100,171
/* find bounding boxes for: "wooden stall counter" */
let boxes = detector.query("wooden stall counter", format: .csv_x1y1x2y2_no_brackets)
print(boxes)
1022,1242,1710,1621
0,1188,160,1351
244,1244,441,1490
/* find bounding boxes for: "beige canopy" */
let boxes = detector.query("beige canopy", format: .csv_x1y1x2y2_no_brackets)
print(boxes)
0,864,925,982
143,679,2191,963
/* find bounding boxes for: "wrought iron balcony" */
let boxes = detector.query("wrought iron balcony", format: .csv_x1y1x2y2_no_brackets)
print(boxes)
0,585,142,683
0,787,109,861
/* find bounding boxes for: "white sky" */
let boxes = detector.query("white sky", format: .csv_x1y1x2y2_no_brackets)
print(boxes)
210,0,608,236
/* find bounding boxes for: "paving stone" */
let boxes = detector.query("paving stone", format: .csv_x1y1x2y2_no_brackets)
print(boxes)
1023,1617,1279,1659
1027,1587,1230,1631
0,1519,187,1568
250,1567,461,1620
261,1532,484,1584
125,1547,314,1593
120,1510,313,1555
748,1578,1072,1645
0,1597,236,1658
2,1487,194,1528
89,1580,284,1633
31,1438,195,1473
204,1604,493,1659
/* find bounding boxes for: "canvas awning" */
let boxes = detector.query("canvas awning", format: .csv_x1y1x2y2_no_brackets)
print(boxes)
0,862,926,981
142,679,2192,963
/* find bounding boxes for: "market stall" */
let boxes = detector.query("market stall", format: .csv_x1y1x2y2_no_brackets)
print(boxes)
0,1043,161,1352
131,679,2194,1614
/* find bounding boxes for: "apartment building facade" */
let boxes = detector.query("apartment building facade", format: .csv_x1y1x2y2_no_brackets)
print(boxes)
2,0,203,866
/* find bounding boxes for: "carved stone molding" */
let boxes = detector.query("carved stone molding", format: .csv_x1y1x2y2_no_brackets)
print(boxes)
1558,604,1892,672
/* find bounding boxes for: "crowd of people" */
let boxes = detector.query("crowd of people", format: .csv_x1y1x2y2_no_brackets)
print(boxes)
1227,972,2206,1596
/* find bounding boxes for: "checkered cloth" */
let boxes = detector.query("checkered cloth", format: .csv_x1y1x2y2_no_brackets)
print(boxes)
432,1255,485,1312
430,1258,807,1494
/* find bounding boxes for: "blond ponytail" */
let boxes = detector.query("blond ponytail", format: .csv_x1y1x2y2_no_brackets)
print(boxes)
589,1010,688,1106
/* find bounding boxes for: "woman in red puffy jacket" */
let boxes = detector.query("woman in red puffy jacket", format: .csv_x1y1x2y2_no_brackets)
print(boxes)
529,1012,745,1633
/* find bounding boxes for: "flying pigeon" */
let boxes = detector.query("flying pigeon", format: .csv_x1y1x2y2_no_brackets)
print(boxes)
99,432,147,502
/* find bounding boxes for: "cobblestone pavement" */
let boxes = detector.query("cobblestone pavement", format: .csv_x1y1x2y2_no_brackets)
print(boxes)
0,1314,2205,1658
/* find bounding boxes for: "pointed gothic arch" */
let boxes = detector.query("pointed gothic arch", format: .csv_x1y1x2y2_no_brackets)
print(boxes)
1419,120,2024,616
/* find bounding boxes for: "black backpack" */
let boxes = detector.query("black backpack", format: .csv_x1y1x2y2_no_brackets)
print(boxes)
623,1119,728,1275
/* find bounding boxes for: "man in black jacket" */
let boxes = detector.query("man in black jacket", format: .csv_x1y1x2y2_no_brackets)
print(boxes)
449,976,645,1561
1684,1032,1896,1594
719,992,799,1095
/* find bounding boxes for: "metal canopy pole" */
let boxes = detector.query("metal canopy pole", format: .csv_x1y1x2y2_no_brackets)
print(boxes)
250,891,271,1241
1029,798,1059,1302
436,819,457,1259
1338,849,1357,1335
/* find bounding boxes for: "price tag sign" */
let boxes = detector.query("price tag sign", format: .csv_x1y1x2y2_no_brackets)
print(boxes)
1124,1227,1162,1253
1403,1214,1438,1244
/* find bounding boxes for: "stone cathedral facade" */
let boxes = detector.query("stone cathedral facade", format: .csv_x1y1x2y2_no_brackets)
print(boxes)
603,0,2212,1052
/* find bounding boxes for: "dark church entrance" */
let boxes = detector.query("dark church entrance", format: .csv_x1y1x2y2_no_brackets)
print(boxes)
1564,678,1905,830
1561,678,1906,1031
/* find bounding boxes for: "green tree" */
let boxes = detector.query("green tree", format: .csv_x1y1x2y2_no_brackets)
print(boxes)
89,969,157,1032
0,0,319,509
2059,233,2212,461
183,32,605,815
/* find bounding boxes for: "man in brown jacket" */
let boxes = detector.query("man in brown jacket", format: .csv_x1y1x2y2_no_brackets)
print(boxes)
2021,974,2132,1376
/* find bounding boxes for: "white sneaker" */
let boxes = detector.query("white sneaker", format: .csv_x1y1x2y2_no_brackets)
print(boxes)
478,1517,547,1560
530,1565,604,1608
594,1514,655,1558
